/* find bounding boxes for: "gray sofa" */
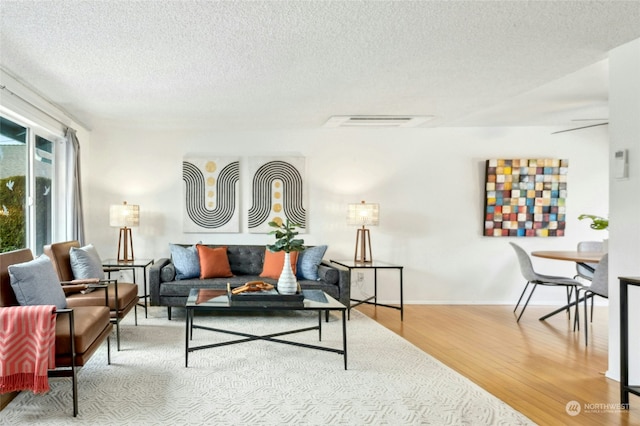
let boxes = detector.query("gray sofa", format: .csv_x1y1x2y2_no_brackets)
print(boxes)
149,244,350,319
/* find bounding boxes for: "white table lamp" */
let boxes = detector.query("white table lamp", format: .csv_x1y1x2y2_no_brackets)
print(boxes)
347,201,379,263
109,201,139,261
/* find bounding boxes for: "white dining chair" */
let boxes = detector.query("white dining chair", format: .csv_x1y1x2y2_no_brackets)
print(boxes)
509,242,582,322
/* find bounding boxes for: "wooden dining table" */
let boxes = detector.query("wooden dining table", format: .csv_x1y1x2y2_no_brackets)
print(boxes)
530,250,606,320
531,250,605,274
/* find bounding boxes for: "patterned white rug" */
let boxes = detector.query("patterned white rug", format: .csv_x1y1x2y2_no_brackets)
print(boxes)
3,307,533,425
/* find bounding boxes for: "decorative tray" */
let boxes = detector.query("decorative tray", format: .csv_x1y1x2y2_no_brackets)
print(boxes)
227,282,304,307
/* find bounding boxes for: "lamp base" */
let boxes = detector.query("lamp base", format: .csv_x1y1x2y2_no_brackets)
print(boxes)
117,227,135,262
354,227,373,263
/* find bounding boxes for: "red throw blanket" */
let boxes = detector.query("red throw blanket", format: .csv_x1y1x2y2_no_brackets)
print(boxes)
0,305,57,394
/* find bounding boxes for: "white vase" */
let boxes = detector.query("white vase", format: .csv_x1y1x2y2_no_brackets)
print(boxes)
277,252,298,294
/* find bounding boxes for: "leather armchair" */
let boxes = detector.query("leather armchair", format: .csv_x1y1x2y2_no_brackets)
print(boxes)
0,248,113,417
44,241,139,350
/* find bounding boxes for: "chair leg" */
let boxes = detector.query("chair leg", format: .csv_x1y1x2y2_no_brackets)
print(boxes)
565,286,574,316
72,366,78,417
573,289,580,331
168,306,172,320
584,291,589,346
516,283,538,322
115,319,121,351
514,281,531,313
134,304,138,326
107,336,111,365
573,286,580,330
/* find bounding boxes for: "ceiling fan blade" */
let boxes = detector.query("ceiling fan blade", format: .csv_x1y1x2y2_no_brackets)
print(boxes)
551,122,609,135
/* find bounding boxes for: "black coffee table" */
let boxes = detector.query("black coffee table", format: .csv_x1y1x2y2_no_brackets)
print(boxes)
184,288,348,369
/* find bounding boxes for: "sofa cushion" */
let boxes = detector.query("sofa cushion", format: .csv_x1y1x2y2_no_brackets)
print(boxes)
69,244,104,280
296,245,327,281
260,250,298,280
161,263,176,282
8,255,68,309
170,243,200,280
196,245,233,279
318,264,339,285
226,246,265,275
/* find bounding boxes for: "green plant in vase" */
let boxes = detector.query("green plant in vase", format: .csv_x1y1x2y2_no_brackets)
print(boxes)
578,214,609,252
578,214,609,230
267,219,305,294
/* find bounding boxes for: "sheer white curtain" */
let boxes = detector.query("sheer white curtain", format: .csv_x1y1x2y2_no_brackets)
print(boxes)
65,128,85,244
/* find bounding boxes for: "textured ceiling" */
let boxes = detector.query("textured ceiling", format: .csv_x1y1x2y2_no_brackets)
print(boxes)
1,1,640,130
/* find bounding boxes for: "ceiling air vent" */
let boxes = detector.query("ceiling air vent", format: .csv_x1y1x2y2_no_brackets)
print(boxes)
323,115,435,128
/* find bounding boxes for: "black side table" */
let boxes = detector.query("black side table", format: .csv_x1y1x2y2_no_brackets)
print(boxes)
103,258,154,318
620,276,640,409
330,259,404,320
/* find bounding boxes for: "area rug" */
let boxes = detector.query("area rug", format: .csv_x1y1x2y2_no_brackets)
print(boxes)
2,307,533,425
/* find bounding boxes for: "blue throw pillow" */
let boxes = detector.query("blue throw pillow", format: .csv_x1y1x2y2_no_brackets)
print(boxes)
296,245,328,281
170,243,200,280
8,254,67,309
69,244,104,279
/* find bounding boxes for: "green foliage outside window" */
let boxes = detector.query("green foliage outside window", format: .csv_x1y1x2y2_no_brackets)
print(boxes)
0,175,52,253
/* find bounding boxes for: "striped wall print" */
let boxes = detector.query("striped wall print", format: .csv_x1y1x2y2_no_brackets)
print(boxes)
248,158,306,233
183,157,240,232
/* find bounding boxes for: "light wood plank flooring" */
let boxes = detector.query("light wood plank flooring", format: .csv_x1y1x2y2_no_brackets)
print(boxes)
356,304,640,426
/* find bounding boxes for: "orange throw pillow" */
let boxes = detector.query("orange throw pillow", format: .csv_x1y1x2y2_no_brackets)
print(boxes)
196,245,233,279
260,250,298,280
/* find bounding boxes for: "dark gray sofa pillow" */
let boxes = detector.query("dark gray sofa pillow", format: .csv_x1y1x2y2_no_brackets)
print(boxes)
161,263,176,282
318,265,338,285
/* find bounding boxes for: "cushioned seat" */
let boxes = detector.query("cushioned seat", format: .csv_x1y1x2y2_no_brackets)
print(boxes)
65,283,139,318
54,305,113,365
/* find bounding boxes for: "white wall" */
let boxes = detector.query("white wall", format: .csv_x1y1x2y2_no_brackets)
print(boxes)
608,38,640,384
83,123,609,305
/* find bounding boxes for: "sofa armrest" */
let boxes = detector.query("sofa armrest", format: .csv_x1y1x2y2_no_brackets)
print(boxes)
149,258,172,306
319,260,350,307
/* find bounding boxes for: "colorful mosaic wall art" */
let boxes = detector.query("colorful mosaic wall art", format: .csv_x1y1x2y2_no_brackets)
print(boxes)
484,159,568,237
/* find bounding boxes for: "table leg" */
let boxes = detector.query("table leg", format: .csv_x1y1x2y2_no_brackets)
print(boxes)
399,268,404,321
142,266,149,318
539,295,585,321
621,281,629,409
185,308,190,368
342,310,347,370
374,268,378,305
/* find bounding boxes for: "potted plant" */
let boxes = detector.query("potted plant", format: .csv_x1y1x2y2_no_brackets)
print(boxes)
267,219,305,294
578,214,609,230
578,214,609,252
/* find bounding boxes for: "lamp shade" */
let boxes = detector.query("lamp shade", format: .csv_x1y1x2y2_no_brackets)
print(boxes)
347,201,379,227
109,202,139,227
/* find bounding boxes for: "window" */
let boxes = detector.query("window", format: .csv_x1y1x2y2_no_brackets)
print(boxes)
0,115,60,254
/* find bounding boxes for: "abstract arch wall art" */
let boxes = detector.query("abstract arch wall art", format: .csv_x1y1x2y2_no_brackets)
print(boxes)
183,157,240,232
483,158,568,237
248,157,306,233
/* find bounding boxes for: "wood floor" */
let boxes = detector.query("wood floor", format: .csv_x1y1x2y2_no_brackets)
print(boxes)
356,303,640,426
